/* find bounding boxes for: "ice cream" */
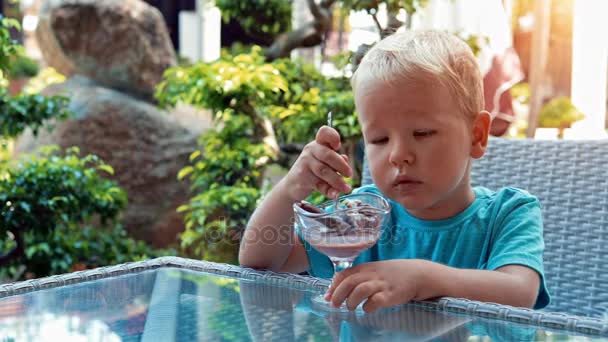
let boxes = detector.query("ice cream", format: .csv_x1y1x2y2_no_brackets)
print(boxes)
295,199,382,235
309,232,379,259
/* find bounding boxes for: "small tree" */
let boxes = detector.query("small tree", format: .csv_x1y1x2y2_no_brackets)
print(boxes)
157,46,357,262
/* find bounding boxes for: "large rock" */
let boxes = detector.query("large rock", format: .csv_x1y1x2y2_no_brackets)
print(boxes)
14,76,208,247
36,0,176,101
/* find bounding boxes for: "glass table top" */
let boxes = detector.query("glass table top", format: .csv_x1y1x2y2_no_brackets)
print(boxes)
0,267,605,341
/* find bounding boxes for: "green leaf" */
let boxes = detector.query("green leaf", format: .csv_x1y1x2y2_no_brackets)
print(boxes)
19,202,31,213
177,204,190,213
189,150,201,161
178,166,194,180
97,164,115,175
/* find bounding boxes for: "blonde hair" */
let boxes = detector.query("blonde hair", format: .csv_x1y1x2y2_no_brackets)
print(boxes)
351,30,484,120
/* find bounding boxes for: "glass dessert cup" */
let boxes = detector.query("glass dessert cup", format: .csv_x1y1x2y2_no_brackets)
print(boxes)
293,193,391,312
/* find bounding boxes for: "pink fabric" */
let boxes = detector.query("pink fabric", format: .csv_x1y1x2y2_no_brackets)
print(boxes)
483,47,525,136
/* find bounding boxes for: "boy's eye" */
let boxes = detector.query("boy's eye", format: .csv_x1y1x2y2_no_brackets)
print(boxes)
369,137,388,145
413,130,436,138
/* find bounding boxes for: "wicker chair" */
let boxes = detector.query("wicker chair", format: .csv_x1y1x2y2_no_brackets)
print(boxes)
362,138,608,318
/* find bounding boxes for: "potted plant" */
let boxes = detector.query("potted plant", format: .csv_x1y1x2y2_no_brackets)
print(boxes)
538,97,585,139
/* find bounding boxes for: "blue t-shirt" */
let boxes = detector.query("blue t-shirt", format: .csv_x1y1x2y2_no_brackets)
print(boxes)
297,185,551,309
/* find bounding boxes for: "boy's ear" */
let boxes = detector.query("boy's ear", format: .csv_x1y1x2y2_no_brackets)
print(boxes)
470,110,491,159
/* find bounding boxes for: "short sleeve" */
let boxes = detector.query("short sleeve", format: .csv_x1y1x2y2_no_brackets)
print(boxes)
486,188,551,309
351,184,384,196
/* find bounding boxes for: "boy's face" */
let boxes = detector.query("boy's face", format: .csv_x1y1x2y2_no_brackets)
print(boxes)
356,77,489,220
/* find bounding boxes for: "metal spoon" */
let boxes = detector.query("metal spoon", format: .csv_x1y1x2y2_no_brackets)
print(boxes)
327,111,340,211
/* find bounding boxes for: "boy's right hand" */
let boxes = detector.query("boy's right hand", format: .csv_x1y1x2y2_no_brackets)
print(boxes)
284,126,353,201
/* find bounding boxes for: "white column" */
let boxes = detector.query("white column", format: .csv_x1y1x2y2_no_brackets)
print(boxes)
179,0,221,63
197,0,221,62
291,0,319,66
569,0,608,138
179,11,201,62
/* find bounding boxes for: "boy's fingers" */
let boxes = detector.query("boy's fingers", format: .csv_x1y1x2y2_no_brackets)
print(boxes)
330,272,367,308
362,292,388,313
315,182,334,199
329,266,356,293
309,160,351,194
311,145,352,178
316,126,341,151
346,281,380,311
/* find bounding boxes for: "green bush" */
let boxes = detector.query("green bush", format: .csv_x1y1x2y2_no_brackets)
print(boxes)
0,146,169,280
265,55,358,144
0,88,71,137
0,146,125,240
157,46,357,144
215,0,291,38
176,112,270,263
0,15,20,74
7,53,39,79
0,224,172,280
157,46,288,113
0,17,69,137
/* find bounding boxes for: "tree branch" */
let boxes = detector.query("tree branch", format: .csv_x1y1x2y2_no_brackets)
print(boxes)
386,12,404,32
320,0,336,8
280,142,306,154
265,0,337,61
240,102,280,159
371,13,383,34
308,0,323,20
377,12,405,38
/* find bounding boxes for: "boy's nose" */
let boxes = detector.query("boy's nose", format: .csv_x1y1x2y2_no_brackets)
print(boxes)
389,144,415,167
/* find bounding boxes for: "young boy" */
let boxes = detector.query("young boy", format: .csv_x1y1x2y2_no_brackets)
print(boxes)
239,29,550,313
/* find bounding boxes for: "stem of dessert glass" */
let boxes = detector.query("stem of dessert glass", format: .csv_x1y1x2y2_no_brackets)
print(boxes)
327,258,354,303
331,258,353,274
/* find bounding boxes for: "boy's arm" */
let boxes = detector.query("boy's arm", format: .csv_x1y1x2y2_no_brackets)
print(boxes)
278,233,310,273
239,178,310,272
240,126,351,272
326,259,540,312
420,262,540,307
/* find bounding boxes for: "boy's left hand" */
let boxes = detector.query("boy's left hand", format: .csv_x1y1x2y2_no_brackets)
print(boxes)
325,260,427,313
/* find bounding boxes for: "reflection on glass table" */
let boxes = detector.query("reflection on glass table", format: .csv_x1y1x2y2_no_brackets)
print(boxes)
1,258,606,342
0,271,155,341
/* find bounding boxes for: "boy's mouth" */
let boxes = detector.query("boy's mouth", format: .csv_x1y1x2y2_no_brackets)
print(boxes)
392,174,422,186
